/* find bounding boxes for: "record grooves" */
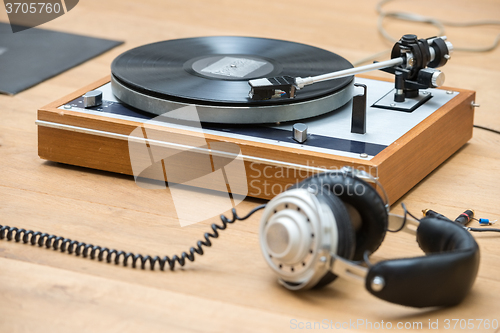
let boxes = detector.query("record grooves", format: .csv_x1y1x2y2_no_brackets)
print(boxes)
110,36,355,123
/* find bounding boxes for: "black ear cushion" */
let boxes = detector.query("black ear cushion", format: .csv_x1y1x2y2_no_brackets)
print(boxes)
296,172,388,260
312,191,355,288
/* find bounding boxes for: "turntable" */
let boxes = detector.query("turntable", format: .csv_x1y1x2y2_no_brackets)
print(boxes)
36,35,476,203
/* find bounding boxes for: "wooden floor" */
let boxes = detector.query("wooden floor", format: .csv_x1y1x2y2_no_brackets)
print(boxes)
1,0,500,332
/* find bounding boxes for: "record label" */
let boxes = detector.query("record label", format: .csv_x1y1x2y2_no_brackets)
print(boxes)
199,56,267,78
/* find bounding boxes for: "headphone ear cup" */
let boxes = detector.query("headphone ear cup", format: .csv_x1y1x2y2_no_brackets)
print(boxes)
312,191,355,288
339,175,387,260
297,173,388,261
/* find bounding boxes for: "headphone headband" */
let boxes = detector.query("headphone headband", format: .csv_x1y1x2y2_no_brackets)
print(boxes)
366,216,480,307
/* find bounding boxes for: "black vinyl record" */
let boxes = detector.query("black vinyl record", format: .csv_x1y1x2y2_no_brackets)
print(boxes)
111,36,353,107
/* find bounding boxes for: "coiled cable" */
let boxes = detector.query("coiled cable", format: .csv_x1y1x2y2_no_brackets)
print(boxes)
0,204,266,271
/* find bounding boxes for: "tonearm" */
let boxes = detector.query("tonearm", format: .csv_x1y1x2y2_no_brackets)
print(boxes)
248,34,453,102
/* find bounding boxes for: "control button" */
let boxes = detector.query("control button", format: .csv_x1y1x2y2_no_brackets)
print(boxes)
293,123,308,143
83,90,103,108
431,71,445,87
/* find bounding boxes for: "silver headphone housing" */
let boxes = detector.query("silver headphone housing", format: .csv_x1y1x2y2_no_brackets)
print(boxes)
259,188,339,290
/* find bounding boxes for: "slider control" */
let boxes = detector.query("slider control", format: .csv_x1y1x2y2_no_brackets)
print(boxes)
83,90,103,108
293,123,308,143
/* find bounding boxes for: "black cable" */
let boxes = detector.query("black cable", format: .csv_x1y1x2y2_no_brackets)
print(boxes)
363,250,373,268
405,208,421,222
387,203,420,233
474,125,500,136
467,227,500,233
0,204,266,271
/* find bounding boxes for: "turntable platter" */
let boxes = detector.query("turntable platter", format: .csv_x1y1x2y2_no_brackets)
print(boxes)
111,36,354,123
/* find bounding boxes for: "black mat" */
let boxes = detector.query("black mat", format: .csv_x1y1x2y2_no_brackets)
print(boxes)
0,22,123,95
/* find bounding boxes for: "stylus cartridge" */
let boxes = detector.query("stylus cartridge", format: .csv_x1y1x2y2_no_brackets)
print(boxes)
248,75,297,100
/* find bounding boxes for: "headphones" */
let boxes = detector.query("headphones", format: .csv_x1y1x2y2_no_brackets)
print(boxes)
0,166,480,308
259,167,480,308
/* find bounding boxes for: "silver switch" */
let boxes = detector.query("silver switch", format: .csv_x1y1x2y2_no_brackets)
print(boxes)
293,123,308,143
83,90,103,108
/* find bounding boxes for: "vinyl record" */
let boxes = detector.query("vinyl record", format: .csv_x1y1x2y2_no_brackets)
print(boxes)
111,36,355,123
111,36,353,106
